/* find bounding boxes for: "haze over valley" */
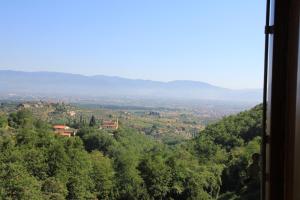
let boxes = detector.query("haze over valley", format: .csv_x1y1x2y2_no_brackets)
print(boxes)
0,70,262,105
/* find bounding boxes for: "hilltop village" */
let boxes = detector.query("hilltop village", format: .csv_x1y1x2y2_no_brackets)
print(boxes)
0,101,209,143
14,101,119,137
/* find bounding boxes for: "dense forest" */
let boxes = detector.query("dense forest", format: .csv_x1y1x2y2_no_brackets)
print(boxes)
0,104,262,200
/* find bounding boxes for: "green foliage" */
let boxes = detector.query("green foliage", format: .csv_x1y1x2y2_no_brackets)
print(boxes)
139,147,172,199
42,177,68,200
0,104,262,200
8,109,34,129
0,112,8,128
89,115,97,127
193,105,262,198
82,130,116,154
54,103,67,113
0,163,43,200
199,105,262,151
90,151,115,200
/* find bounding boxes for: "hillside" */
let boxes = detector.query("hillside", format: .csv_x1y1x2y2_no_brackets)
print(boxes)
0,103,262,199
192,104,262,199
0,70,262,102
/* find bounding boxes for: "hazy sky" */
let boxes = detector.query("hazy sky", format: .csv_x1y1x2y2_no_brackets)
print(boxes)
0,0,265,89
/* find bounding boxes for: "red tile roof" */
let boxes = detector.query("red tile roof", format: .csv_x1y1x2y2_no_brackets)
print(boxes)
53,125,67,129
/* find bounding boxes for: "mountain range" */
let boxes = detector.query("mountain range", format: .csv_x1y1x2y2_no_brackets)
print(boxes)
0,70,262,102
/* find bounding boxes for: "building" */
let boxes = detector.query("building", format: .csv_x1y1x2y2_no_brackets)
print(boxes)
67,111,76,117
17,103,31,109
101,119,119,130
53,125,76,137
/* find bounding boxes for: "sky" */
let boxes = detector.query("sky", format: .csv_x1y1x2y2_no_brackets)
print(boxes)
0,0,265,89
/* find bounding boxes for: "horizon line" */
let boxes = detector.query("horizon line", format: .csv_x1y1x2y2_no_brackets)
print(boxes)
0,68,263,91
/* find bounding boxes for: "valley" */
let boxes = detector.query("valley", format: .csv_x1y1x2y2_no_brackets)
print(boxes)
0,100,245,145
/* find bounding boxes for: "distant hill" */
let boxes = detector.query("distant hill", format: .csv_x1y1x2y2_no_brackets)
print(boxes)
0,70,262,102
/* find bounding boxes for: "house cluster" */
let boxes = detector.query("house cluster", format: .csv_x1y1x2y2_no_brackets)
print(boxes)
100,119,119,130
53,125,77,137
17,101,50,109
53,118,119,137
67,110,76,117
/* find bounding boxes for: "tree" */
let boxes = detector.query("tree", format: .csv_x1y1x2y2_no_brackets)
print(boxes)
0,113,8,128
41,177,67,200
83,132,115,154
90,151,115,200
89,115,97,127
66,176,94,200
65,143,95,200
47,143,69,180
16,109,34,129
138,147,172,200
165,147,223,200
112,146,147,200
23,148,49,180
0,162,43,200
